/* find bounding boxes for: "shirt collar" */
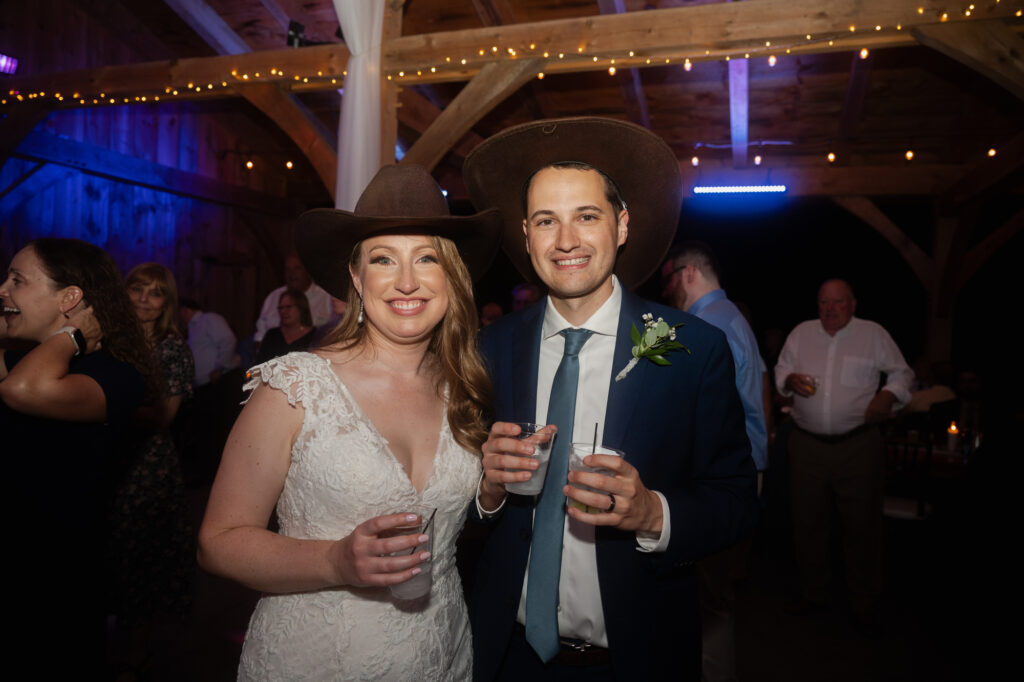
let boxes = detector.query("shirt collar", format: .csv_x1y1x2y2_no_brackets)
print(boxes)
541,275,622,340
816,316,856,338
686,288,726,317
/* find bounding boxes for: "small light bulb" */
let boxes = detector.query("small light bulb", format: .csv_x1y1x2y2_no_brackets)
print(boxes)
860,48,869,59
905,150,914,161
246,160,254,169
537,72,545,80
768,55,777,67
608,67,616,75
827,152,836,163
285,161,293,169
987,148,997,157
691,156,699,167
754,155,763,166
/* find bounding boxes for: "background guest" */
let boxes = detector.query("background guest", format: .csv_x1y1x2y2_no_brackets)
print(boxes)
111,262,196,680
776,279,913,634
0,238,154,676
253,253,332,347
255,288,316,363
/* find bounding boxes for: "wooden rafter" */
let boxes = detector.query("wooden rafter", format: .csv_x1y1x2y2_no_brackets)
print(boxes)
597,0,650,129
162,0,338,197
12,130,292,214
398,88,483,160
400,58,542,170
958,207,1024,289
913,19,1024,101
831,196,935,286
8,1,1018,102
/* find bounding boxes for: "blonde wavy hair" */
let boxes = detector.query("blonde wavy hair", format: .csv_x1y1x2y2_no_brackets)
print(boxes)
318,236,493,455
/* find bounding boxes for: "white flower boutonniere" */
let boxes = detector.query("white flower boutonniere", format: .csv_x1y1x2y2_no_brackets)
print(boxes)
615,313,690,382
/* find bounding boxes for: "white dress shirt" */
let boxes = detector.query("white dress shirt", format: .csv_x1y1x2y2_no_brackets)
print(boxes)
254,283,333,342
775,317,914,435
188,311,239,387
478,277,670,646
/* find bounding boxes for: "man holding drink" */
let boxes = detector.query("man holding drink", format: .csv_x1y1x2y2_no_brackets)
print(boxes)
464,117,758,680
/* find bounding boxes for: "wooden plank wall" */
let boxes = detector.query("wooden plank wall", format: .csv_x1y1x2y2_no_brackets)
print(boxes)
0,0,298,340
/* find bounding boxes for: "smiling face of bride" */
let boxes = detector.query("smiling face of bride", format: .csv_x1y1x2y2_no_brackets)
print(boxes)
349,235,450,348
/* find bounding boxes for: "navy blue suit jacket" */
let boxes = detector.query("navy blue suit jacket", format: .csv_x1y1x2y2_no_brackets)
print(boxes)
470,289,758,680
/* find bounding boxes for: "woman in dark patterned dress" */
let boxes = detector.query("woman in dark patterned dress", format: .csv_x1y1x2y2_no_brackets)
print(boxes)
111,262,196,679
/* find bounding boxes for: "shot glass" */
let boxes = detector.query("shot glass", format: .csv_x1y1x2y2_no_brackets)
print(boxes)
504,423,556,496
568,443,625,513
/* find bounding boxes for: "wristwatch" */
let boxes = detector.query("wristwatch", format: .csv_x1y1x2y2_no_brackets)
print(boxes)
54,326,87,356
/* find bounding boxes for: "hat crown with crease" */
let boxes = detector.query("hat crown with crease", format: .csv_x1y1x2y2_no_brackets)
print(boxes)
353,165,450,218
294,164,503,299
463,116,682,290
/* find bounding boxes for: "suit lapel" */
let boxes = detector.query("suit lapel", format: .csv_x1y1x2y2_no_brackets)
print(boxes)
507,299,545,423
602,290,646,450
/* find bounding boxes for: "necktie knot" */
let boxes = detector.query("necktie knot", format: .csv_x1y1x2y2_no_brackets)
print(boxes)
560,328,593,357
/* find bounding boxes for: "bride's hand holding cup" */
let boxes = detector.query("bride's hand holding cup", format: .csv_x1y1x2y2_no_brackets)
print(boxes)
328,512,432,589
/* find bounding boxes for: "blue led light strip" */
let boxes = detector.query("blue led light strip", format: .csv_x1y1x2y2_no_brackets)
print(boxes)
692,185,787,194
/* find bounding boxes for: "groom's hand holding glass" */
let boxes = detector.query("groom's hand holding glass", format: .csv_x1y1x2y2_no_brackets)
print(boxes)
479,421,558,510
565,449,664,534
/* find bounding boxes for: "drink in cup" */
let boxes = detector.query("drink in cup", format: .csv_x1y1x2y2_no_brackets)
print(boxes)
504,423,555,496
568,443,625,513
803,375,819,395
382,505,435,600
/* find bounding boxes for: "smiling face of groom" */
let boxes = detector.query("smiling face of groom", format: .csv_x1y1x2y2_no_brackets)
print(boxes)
522,166,629,325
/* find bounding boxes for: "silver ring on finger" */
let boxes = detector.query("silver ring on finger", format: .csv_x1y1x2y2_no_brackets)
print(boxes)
607,493,616,513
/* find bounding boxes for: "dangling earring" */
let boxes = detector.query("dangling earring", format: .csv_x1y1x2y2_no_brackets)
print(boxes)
357,296,364,324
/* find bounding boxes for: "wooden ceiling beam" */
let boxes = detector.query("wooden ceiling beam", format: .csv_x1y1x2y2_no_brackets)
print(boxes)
11,130,293,214
677,163,965,198
401,58,542,170
913,19,1024,101
9,1,1018,101
162,0,338,199
958,207,1024,290
597,0,650,130
234,83,337,194
397,88,484,160
831,196,935,286
943,131,1024,208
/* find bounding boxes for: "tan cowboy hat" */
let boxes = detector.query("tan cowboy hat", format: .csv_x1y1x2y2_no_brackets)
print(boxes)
295,164,503,298
463,117,682,290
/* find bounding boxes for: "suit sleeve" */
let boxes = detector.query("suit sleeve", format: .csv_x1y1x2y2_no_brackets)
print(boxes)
658,331,758,564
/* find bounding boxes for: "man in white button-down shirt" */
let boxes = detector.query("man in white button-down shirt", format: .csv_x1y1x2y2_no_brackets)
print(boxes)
775,279,913,629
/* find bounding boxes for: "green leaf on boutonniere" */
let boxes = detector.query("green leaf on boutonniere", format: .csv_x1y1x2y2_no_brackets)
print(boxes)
615,313,691,381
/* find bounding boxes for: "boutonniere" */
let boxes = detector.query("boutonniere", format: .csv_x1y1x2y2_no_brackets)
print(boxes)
615,313,690,382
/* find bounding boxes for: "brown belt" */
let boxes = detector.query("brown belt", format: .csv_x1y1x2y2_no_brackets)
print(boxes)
514,622,611,666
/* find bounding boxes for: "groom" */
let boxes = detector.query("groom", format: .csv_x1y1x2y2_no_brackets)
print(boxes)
463,117,758,680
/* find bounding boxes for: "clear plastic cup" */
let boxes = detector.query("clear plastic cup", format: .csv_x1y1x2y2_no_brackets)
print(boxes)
568,443,624,513
504,423,556,496
382,505,435,600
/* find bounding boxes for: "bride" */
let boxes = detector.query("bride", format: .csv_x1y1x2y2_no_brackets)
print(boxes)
198,165,502,680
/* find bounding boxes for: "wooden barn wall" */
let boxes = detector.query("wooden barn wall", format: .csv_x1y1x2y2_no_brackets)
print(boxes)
0,0,295,340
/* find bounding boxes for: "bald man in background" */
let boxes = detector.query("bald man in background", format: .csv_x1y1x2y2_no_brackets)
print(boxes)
775,279,913,633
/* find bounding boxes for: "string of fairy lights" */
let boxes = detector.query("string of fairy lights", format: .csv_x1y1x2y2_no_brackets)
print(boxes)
2,2,1020,172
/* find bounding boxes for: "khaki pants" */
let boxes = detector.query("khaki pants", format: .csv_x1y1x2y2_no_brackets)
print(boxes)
789,426,884,616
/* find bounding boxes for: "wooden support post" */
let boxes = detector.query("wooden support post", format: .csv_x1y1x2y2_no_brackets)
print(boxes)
401,58,542,171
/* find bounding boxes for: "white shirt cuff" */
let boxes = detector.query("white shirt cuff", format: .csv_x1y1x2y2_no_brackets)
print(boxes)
475,471,506,518
635,490,670,553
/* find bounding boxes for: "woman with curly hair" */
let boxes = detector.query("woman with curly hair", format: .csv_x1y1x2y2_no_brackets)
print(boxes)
199,165,501,680
110,262,196,679
0,237,158,675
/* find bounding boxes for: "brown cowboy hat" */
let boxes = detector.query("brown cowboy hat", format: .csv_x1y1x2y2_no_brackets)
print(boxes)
463,117,682,290
295,164,503,299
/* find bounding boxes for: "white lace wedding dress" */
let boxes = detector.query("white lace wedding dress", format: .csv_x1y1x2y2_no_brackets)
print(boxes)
237,353,481,681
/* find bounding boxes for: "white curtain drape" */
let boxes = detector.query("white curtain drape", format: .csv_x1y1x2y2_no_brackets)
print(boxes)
332,0,386,209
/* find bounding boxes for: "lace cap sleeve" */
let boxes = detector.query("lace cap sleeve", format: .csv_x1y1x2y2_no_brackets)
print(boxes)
242,352,331,407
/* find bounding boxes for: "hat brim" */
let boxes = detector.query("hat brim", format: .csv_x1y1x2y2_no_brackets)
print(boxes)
295,208,504,299
463,117,682,290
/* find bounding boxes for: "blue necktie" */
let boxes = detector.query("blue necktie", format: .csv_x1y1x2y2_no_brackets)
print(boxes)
525,328,593,662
